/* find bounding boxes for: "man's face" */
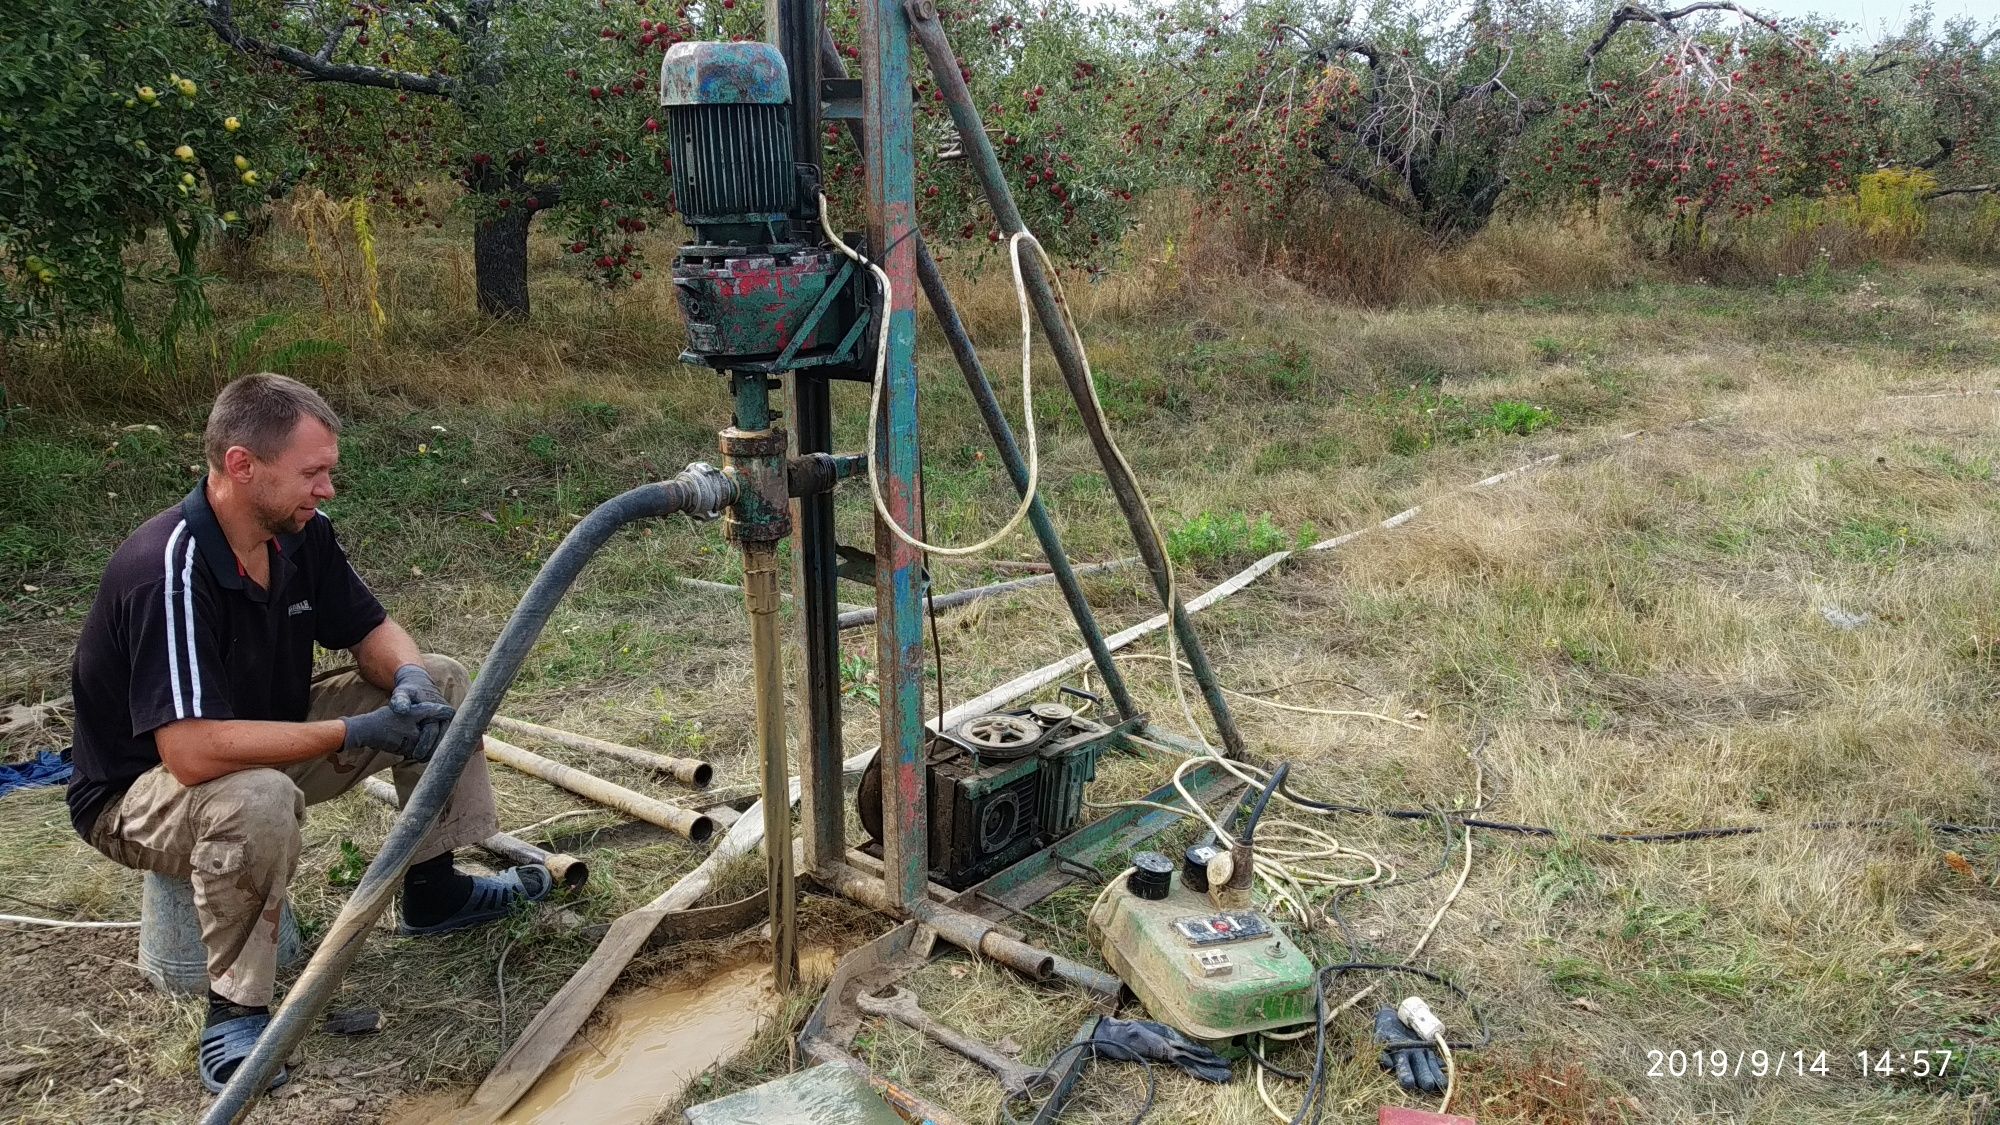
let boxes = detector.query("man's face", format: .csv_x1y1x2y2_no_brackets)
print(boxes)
246,416,339,536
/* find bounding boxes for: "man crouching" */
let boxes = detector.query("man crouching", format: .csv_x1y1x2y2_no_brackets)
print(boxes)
64,373,550,1093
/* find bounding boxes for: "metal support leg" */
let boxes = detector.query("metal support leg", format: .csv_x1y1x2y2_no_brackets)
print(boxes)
861,0,929,910
903,1,1246,757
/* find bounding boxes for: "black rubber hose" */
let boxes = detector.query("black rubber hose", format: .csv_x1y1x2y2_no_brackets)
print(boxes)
1240,760,1290,846
205,464,735,1124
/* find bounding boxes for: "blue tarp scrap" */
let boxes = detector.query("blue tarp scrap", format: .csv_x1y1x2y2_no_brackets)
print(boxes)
0,749,71,797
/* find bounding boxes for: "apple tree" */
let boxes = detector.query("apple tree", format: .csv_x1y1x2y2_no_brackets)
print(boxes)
189,0,768,318
2,0,272,355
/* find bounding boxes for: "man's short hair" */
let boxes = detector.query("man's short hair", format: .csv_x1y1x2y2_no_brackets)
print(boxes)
204,373,342,470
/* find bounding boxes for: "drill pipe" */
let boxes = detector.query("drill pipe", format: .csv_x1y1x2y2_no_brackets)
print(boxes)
483,737,715,843
489,715,713,787
203,465,736,1125
743,541,798,992
356,777,589,890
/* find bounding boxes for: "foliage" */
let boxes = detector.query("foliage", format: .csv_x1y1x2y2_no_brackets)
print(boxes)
225,312,349,377
1091,0,1605,237
0,0,274,347
1166,508,1293,566
1515,11,1997,248
1486,399,1555,434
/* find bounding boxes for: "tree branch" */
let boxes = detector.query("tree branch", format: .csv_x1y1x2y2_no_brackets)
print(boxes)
190,0,455,95
1926,182,1997,199
1582,2,1789,79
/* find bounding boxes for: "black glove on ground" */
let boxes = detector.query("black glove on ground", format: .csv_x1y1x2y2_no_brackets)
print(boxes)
342,701,456,763
1373,1007,1447,1096
1089,1016,1233,1083
389,663,450,714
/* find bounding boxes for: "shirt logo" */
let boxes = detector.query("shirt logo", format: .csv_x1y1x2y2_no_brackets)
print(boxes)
287,600,313,616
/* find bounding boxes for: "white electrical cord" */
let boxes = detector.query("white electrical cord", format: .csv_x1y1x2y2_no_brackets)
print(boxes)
820,195,1041,557
1435,1032,1458,1116
1116,653,1423,730
819,188,1229,779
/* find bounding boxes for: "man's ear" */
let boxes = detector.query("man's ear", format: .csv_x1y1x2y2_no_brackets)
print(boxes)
222,445,257,484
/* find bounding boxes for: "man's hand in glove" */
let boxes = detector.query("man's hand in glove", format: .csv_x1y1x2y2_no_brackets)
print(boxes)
389,663,451,714
1373,1007,1447,1096
342,701,456,763
1088,1017,1233,1083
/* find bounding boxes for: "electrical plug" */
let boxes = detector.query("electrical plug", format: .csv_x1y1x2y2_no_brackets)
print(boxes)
1397,996,1445,1043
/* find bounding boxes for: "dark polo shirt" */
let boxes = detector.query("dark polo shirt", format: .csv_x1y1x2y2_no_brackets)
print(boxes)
65,483,387,837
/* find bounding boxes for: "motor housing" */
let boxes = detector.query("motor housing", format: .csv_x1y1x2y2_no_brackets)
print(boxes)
659,41,860,370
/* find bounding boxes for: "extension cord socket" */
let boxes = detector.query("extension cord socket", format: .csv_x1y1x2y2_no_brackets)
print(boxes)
1379,1108,1477,1125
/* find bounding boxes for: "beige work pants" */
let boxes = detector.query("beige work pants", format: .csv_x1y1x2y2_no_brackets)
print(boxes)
85,654,500,1007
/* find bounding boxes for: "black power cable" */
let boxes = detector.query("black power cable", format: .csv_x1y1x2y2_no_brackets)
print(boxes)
1276,775,2000,842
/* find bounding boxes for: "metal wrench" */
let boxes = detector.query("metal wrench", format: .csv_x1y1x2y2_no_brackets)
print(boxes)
856,986,1044,1096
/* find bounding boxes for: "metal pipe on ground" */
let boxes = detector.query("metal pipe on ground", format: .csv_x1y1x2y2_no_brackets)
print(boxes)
204,464,737,1125
483,737,715,844
834,556,1137,631
902,2,1246,757
356,778,589,890
488,715,714,787
816,26,1139,723
678,575,869,614
814,863,1055,982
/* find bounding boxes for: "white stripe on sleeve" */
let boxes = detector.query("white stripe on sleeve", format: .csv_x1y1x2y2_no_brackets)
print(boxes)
162,520,188,720
180,538,202,717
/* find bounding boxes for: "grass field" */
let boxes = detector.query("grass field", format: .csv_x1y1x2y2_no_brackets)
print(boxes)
2,211,1998,1124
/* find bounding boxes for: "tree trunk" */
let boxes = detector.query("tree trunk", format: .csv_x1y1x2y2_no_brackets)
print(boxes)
473,208,532,319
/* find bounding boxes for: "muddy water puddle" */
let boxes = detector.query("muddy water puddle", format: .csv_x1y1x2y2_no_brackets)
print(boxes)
497,957,778,1124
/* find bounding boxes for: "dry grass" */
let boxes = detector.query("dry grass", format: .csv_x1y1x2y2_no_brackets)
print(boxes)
2,208,1998,1124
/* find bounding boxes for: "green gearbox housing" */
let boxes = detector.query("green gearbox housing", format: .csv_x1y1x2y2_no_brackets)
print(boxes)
1088,868,1317,1042
659,41,866,372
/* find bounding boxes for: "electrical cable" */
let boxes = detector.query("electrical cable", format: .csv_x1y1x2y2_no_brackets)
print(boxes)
1117,653,1421,729
1275,774,2000,842
822,196,1040,558
1433,1031,1458,1117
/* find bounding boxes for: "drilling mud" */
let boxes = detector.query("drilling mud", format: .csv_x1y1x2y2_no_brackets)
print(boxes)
497,956,778,1124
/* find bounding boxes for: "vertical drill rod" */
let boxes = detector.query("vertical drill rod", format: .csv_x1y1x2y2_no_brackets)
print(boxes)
726,371,797,990
744,540,797,990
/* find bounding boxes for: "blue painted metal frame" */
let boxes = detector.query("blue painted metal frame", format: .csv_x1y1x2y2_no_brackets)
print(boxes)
862,0,928,911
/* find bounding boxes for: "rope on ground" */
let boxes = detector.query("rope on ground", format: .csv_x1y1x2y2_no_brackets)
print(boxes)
0,913,140,929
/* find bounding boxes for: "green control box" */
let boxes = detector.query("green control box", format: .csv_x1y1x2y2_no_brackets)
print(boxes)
1088,870,1317,1041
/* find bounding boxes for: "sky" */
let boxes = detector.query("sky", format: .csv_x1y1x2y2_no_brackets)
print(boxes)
1760,0,1996,42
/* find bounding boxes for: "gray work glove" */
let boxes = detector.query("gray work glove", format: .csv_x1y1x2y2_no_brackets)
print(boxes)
1089,1016,1233,1083
389,663,450,714
342,701,456,763
1373,1007,1447,1096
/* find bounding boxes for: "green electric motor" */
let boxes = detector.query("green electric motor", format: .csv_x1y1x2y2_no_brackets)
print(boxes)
1087,848,1318,1041
658,41,861,370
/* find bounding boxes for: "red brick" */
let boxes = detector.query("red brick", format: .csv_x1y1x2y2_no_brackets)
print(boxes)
1379,1108,1477,1125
